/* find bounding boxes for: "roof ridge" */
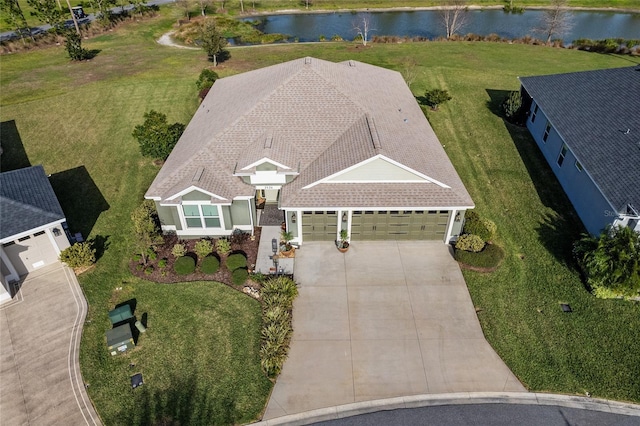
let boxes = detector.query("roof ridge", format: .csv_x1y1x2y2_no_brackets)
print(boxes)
0,195,63,222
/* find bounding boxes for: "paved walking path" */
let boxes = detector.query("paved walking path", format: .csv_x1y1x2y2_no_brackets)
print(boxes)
263,241,525,420
0,264,100,425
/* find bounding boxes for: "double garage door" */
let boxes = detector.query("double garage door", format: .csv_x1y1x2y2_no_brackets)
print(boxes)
2,231,58,276
302,210,450,241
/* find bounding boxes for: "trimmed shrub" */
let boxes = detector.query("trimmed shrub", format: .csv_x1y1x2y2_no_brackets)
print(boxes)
196,68,219,91
423,89,452,110
59,242,96,268
158,258,168,268
455,234,486,253
264,305,288,325
226,253,247,271
262,276,298,301
194,239,213,259
174,256,195,275
200,255,220,274
144,266,154,275
216,238,231,255
230,229,249,244
171,243,187,258
455,244,505,269
463,211,496,242
231,267,248,285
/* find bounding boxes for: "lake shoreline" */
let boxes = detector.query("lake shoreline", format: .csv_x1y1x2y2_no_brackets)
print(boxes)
240,5,640,19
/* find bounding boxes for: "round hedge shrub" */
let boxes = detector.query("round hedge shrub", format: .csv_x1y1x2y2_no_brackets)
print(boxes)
200,255,220,274
455,243,504,269
455,234,485,253
174,255,195,275
463,215,496,242
231,267,249,285
226,253,247,271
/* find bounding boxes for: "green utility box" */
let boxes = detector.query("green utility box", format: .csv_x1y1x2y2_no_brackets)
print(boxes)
107,324,135,356
108,305,133,325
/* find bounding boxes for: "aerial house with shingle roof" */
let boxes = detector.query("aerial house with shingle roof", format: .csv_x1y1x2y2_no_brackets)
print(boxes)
1,165,71,303
145,57,474,245
519,66,640,235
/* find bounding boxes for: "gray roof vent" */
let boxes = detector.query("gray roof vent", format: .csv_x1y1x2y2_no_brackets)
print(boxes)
366,114,382,150
192,167,204,182
264,133,274,148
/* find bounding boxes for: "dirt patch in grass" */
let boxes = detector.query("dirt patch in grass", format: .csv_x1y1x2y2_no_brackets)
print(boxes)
129,227,261,290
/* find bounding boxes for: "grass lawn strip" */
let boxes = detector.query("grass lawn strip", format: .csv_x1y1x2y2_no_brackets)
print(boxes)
1,9,639,422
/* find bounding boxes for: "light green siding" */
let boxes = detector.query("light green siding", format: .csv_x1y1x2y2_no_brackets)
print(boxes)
451,210,466,238
256,162,277,171
182,190,211,201
326,158,425,182
222,206,232,230
155,203,182,230
230,199,252,225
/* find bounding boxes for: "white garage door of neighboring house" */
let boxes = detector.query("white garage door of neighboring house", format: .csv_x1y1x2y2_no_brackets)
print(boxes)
350,210,450,241
2,231,57,276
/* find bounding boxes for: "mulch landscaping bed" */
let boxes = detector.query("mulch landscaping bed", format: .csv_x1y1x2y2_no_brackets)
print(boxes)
129,228,262,291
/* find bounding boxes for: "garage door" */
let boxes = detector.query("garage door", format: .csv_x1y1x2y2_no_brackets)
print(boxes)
351,210,450,241
2,231,58,276
301,211,338,241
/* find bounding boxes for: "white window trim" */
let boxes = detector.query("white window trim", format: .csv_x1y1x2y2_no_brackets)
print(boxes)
178,203,225,230
167,185,227,202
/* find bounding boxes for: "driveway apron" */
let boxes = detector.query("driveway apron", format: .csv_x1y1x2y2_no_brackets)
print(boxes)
263,241,525,419
0,263,100,425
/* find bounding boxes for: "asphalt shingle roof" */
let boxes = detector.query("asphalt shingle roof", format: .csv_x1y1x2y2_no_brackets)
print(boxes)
519,66,640,214
0,165,66,239
146,57,473,209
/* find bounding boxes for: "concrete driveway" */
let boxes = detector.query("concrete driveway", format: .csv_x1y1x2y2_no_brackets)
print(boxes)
263,241,525,420
0,263,100,425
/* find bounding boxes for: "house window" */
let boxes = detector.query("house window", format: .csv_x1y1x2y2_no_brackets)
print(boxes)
18,236,31,242
557,144,568,167
543,121,551,142
182,204,221,228
531,104,538,123
575,160,583,172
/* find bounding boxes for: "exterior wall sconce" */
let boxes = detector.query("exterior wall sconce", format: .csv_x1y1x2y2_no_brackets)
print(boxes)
291,212,296,223
53,228,61,236
454,212,462,222
342,212,348,222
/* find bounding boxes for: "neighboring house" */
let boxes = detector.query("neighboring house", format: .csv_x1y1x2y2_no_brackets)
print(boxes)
0,165,71,303
519,66,640,235
146,57,474,245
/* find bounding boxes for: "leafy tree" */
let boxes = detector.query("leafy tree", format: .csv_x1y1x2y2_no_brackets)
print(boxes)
65,30,91,60
501,90,526,124
0,0,32,44
90,0,117,26
131,200,164,266
132,110,185,160
26,0,64,33
440,0,468,39
574,225,640,299
423,89,452,110
199,19,228,66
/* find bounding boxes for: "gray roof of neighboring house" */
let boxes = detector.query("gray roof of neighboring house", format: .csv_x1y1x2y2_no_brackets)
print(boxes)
0,165,66,239
519,66,640,215
146,57,473,209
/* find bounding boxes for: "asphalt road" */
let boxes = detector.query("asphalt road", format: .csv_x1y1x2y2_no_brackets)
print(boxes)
0,0,175,42
314,403,640,426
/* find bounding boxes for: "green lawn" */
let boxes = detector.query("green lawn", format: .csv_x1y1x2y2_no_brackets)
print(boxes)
1,6,639,423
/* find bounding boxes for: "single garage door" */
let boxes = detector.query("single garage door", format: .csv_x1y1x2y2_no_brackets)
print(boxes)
2,231,58,276
302,211,338,241
351,210,450,241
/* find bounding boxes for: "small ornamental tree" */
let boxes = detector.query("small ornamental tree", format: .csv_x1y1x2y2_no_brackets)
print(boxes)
194,239,213,259
59,242,96,268
199,19,228,66
502,90,526,125
132,110,185,160
573,225,640,299
131,200,164,266
196,69,219,91
424,89,452,110
65,31,91,61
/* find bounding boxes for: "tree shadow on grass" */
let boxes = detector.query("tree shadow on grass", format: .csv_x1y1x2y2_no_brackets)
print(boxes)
486,88,584,268
49,165,109,240
0,120,31,171
121,373,239,425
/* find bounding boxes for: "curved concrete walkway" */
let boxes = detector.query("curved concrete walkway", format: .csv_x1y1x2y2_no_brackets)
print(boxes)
263,241,525,420
254,392,640,425
0,263,100,425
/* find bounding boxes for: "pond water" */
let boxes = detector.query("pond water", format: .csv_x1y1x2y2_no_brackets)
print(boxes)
244,10,640,43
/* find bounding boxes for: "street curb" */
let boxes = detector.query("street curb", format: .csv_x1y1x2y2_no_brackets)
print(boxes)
252,392,640,425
